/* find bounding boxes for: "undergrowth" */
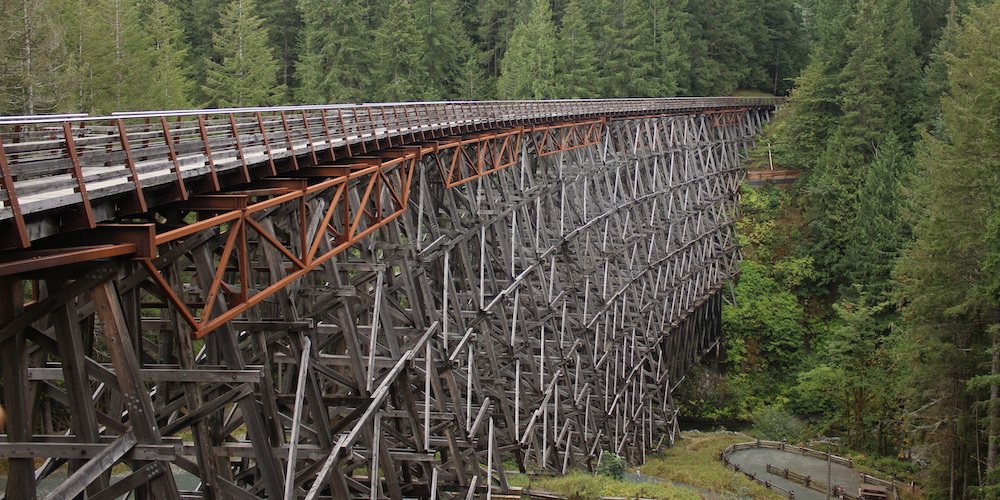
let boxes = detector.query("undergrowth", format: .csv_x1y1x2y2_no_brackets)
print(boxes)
507,471,701,500
636,432,784,500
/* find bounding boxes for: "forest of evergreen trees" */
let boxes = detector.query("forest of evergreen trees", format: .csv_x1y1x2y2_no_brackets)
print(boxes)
679,0,1000,498
0,0,808,115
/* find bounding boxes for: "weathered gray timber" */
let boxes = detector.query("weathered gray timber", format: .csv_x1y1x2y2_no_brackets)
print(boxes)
0,100,773,500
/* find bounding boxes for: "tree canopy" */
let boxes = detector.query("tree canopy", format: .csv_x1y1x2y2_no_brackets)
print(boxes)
0,0,809,114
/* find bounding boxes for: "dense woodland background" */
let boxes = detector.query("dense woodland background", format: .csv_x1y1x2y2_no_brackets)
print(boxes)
0,0,809,114
679,1,1000,499
5,0,1000,497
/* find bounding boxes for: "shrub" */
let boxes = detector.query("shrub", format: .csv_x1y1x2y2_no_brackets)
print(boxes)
596,451,625,480
749,403,803,442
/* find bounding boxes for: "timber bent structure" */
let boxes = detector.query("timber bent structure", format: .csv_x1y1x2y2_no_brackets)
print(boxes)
0,97,779,499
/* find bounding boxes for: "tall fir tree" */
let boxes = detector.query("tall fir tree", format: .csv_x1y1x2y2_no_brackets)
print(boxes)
371,0,426,102
682,0,758,95
496,0,556,99
898,2,1000,495
841,134,913,302
167,0,225,104
553,0,599,98
597,0,679,97
295,0,373,103
257,0,301,93
754,0,809,95
475,0,523,93
202,0,285,107
145,0,192,110
414,0,482,99
775,0,922,291
0,0,67,114
72,0,172,114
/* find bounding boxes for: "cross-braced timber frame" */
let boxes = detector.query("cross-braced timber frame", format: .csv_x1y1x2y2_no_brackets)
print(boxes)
0,99,775,500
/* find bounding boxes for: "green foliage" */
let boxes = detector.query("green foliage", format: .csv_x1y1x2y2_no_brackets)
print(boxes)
552,0,599,98
256,0,301,91
595,0,680,97
0,0,810,111
787,364,842,416
370,0,426,102
841,135,914,302
0,0,68,114
69,0,180,114
724,260,809,373
595,451,625,480
824,299,904,454
508,470,702,500
414,0,482,99
767,0,922,293
294,0,372,103
145,0,193,109
895,2,1000,495
769,61,841,171
202,0,285,107
168,0,225,103
749,403,803,442
496,0,556,99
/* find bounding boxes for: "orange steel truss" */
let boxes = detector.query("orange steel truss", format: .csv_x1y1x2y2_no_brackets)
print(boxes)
124,120,603,339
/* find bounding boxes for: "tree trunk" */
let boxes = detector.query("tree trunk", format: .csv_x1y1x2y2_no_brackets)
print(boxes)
21,0,33,115
988,311,1000,475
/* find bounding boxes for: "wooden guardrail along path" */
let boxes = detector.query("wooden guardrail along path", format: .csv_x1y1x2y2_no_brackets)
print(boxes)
722,440,903,500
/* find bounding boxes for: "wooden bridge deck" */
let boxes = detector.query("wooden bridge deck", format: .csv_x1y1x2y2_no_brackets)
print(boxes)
0,97,779,250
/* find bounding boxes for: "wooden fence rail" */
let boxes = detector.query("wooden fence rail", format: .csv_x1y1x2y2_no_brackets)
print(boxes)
721,440,903,500
721,440,854,467
766,464,860,500
722,460,796,499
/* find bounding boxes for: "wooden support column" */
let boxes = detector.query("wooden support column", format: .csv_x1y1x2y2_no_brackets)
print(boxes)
2,277,34,500
165,256,223,500
91,279,181,500
193,246,285,499
50,285,110,496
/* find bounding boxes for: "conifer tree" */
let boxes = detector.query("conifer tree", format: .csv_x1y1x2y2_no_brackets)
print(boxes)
202,0,285,107
295,0,373,103
73,0,169,114
754,0,808,95
257,0,301,91
414,0,482,99
682,0,757,95
773,0,921,290
145,0,192,109
898,2,1000,494
167,0,225,104
597,0,678,97
476,0,524,90
0,0,67,114
553,0,599,98
496,0,556,99
841,134,913,303
371,0,426,102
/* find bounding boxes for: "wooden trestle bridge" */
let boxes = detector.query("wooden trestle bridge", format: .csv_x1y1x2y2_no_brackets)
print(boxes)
0,97,779,500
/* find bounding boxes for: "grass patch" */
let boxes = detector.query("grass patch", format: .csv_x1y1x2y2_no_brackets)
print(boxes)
638,432,785,500
508,471,701,500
